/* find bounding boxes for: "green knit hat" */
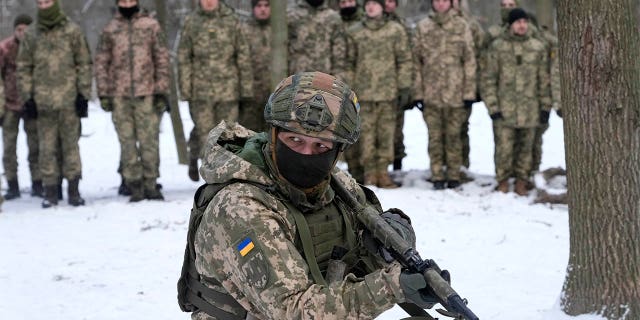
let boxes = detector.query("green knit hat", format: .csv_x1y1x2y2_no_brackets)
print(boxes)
14,14,33,28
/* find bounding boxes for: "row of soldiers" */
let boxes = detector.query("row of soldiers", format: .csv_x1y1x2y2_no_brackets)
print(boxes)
0,0,559,210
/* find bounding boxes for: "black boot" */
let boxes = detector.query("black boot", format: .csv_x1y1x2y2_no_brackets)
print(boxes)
128,180,145,202
31,180,43,197
118,177,131,196
447,180,461,189
188,158,199,182
393,159,402,171
433,180,446,190
42,185,59,208
68,178,85,206
4,179,20,200
57,179,63,200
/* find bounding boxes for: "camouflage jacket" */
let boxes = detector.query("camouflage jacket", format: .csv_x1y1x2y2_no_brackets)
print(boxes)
287,1,347,79
537,28,561,112
481,30,551,128
178,4,253,102
94,11,170,98
193,121,405,320
0,36,22,111
413,10,476,108
241,19,272,106
346,18,413,102
17,17,92,111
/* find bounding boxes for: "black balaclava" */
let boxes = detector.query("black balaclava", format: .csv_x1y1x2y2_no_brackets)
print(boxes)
118,2,140,19
275,137,339,189
340,6,357,18
306,0,325,8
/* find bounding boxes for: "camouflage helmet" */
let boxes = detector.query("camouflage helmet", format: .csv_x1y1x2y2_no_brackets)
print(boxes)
264,72,361,147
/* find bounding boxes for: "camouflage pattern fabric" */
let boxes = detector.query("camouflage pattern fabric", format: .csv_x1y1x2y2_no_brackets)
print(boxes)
359,101,396,175
94,10,170,98
413,10,476,108
188,101,239,160
423,107,467,181
460,107,472,168
3,112,39,181
287,1,347,78
481,29,551,128
192,121,405,320
240,19,272,132
531,122,548,173
0,36,24,111
17,17,92,110
178,5,253,103
37,110,81,186
493,123,535,182
112,96,160,183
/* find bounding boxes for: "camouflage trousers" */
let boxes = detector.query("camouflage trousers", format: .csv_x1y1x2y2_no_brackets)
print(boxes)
393,105,406,162
37,109,82,186
188,100,238,160
531,122,549,174
423,107,467,181
344,139,364,183
493,122,536,182
112,96,160,183
3,110,40,181
461,107,472,168
238,100,266,133
360,101,396,174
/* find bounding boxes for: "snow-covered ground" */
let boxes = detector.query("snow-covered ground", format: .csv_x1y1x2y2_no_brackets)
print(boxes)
0,101,602,320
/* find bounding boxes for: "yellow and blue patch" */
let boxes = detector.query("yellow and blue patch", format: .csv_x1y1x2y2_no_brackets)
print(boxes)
237,237,255,257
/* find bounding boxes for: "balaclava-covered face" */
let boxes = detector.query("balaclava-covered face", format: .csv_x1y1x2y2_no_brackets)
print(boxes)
274,134,340,189
38,0,65,28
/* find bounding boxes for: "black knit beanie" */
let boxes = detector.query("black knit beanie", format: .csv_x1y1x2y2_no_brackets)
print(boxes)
365,0,385,8
508,8,528,25
251,0,269,7
14,14,33,27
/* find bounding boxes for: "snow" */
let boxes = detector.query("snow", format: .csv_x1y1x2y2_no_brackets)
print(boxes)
0,101,603,320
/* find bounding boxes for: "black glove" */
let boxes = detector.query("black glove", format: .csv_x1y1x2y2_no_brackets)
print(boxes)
153,93,170,114
463,100,475,109
556,109,562,118
23,98,38,119
100,97,113,112
381,209,416,247
411,99,424,112
539,110,550,124
397,88,412,110
490,112,503,121
399,272,439,309
75,94,88,118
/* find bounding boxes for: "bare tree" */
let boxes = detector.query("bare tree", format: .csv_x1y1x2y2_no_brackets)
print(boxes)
557,0,640,319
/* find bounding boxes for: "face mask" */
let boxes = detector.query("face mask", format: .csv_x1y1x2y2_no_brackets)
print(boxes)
275,138,339,189
119,5,140,19
340,6,357,17
501,8,511,24
306,0,325,8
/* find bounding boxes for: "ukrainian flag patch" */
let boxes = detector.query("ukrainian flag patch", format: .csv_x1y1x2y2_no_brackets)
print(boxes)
237,237,255,257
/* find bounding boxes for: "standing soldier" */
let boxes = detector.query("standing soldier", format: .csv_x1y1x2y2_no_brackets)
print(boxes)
240,0,271,133
1,14,42,200
287,0,346,78
17,0,92,208
178,0,254,182
345,0,413,188
412,0,476,190
481,8,551,196
339,0,363,27
94,0,170,202
486,0,518,43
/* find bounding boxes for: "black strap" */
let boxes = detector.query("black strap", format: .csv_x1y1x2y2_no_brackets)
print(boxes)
185,290,246,320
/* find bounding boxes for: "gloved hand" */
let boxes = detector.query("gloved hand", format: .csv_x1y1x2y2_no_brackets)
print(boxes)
556,109,563,118
23,98,38,119
411,99,425,112
463,100,475,109
397,88,412,110
399,272,439,309
490,112,503,121
539,110,550,124
153,93,170,114
99,96,113,112
75,94,88,118
381,208,416,247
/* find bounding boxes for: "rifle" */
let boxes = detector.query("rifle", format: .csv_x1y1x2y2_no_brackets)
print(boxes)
331,175,479,320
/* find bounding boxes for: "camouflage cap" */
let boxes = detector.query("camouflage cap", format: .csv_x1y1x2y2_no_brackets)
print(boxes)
264,72,361,146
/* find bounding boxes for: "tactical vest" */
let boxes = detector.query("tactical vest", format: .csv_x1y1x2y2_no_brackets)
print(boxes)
177,180,379,319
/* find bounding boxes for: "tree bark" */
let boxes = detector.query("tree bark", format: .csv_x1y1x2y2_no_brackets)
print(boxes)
557,0,640,319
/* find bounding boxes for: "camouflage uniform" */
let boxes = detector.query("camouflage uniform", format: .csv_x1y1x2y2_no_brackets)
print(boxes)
240,18,271,133
178,4,254,161
346,17,413,185
481,29,551,184
413,10,476,182
94,10,170,194
287,1,347,78
16,16,92,189
0,35,40,187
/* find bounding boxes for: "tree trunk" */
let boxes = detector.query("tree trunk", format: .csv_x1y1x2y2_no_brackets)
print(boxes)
270,0,288,89
557,0,640,319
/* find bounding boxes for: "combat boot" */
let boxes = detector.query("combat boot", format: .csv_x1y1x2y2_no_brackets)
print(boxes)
364,172,377,186
377,171,399,189
31,180,43,197
68,177,85,206
144,179,164,201
42,185,59,208
4,179,20,200
393,159,402,171
128,180,144,202
118,177,131,196
188,158,199,182
496,180,509,193
432,180,446,190
514,179,529,196
447,180,461,189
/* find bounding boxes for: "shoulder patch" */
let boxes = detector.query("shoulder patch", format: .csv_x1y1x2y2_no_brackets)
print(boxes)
235,235,270,289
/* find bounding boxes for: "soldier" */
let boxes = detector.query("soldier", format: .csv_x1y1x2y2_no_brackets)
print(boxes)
287,0,346,78
345,0,413,188
17,0,92,208
485,0,518,46
338,0,363,26
412,0,476,190
179,71,441,319
239,0,271,133
481,8,551,196
178,0,254,182
1,14,42,200
94,0,170,202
